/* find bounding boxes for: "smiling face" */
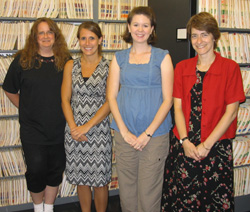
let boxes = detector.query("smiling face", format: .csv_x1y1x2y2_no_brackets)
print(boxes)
191,28,215,57
128,14,154,44
37,22,55,52
78,28,102,56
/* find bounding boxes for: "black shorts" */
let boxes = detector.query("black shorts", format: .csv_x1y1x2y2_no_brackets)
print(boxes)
22,142,66,193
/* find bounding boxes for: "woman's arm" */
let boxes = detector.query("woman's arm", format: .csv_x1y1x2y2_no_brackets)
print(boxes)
197,101,239,158
135,54,174,151
174,97,200,160
106,55,137,145
4,91,19,108
71,99,111,137
61,60,87,142
197,62,243,157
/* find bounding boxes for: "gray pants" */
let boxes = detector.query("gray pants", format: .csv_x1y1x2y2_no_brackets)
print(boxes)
114,131,170,212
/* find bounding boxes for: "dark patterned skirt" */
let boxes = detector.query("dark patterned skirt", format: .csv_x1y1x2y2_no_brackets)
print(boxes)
161,134,234,212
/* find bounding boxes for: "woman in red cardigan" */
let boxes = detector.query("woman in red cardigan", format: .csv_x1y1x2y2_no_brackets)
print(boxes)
161,12,245,212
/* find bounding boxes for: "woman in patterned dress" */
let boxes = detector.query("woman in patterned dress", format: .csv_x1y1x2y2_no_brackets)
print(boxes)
61,21,112,212
161,12,245,211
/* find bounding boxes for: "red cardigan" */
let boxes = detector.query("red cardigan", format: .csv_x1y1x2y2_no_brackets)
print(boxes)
173,52,246,142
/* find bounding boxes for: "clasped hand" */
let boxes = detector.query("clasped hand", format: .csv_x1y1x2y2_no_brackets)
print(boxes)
123,131,151,151
71,125,88,142
183,141,210,161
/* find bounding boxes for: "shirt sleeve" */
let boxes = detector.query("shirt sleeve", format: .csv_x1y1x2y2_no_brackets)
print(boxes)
115,49,126,67
225,61,246,105
154,48,169,66
2,56,22,94
173,62,183,99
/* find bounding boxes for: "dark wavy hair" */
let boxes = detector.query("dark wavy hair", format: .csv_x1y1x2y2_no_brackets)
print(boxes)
186,12,221,49
77,21,103,56
17,17,71,71
122,6,157,44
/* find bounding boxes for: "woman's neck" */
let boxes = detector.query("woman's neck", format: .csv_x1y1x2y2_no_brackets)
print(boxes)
81,54,101,64
131,43,151,54
38,49,54,57
197,52,216,66
129,44,151,65
197,52,216,72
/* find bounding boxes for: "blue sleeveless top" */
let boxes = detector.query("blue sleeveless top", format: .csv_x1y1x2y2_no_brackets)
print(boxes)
110,46,172,137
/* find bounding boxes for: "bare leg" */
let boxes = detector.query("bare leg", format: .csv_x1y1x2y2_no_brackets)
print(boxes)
77,185,92,212
44,185,59,204
93,185,108,212
30,190,45,204
30,190,45,212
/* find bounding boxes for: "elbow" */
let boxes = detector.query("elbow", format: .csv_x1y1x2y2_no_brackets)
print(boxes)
226,102,240,122
164,96,173,108
61,98,65,108
170,98,174,107
103,101,111,114
227,108,239,124
61,97,70,110
232,109,238,120
61,101,64,110
106,93,113,104
107,101,111,113
232,103,240,121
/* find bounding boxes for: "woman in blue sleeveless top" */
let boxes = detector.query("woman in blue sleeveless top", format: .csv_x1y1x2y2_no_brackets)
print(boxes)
107,6,174,212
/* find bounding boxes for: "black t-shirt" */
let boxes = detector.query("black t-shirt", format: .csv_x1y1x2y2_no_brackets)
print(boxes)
3,54,66,145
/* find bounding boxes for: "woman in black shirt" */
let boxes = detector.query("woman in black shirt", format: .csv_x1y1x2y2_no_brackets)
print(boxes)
3,17,71,212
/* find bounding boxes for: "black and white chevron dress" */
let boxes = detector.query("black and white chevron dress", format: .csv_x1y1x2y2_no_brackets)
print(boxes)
64,57,112,187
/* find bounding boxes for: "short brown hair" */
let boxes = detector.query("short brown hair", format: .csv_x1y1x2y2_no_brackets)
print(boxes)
186,12,220,49
77,21,103,55
123,6,157,44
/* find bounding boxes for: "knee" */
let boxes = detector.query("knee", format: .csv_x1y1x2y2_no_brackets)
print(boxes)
93,185,108,193
26,155,46,175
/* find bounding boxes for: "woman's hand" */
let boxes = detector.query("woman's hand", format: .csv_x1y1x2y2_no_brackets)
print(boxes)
71,125,89,142
133,132,151,151
123,131,137,147
182,140,200,161
196,142,211,159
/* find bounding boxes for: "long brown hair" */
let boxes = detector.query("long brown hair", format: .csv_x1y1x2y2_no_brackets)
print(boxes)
17,17,71,71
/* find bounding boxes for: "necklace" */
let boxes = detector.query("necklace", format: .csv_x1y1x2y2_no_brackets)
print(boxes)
36,55,54,63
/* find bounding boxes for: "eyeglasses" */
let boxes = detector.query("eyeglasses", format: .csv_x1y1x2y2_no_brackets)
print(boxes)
38,31,54,37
